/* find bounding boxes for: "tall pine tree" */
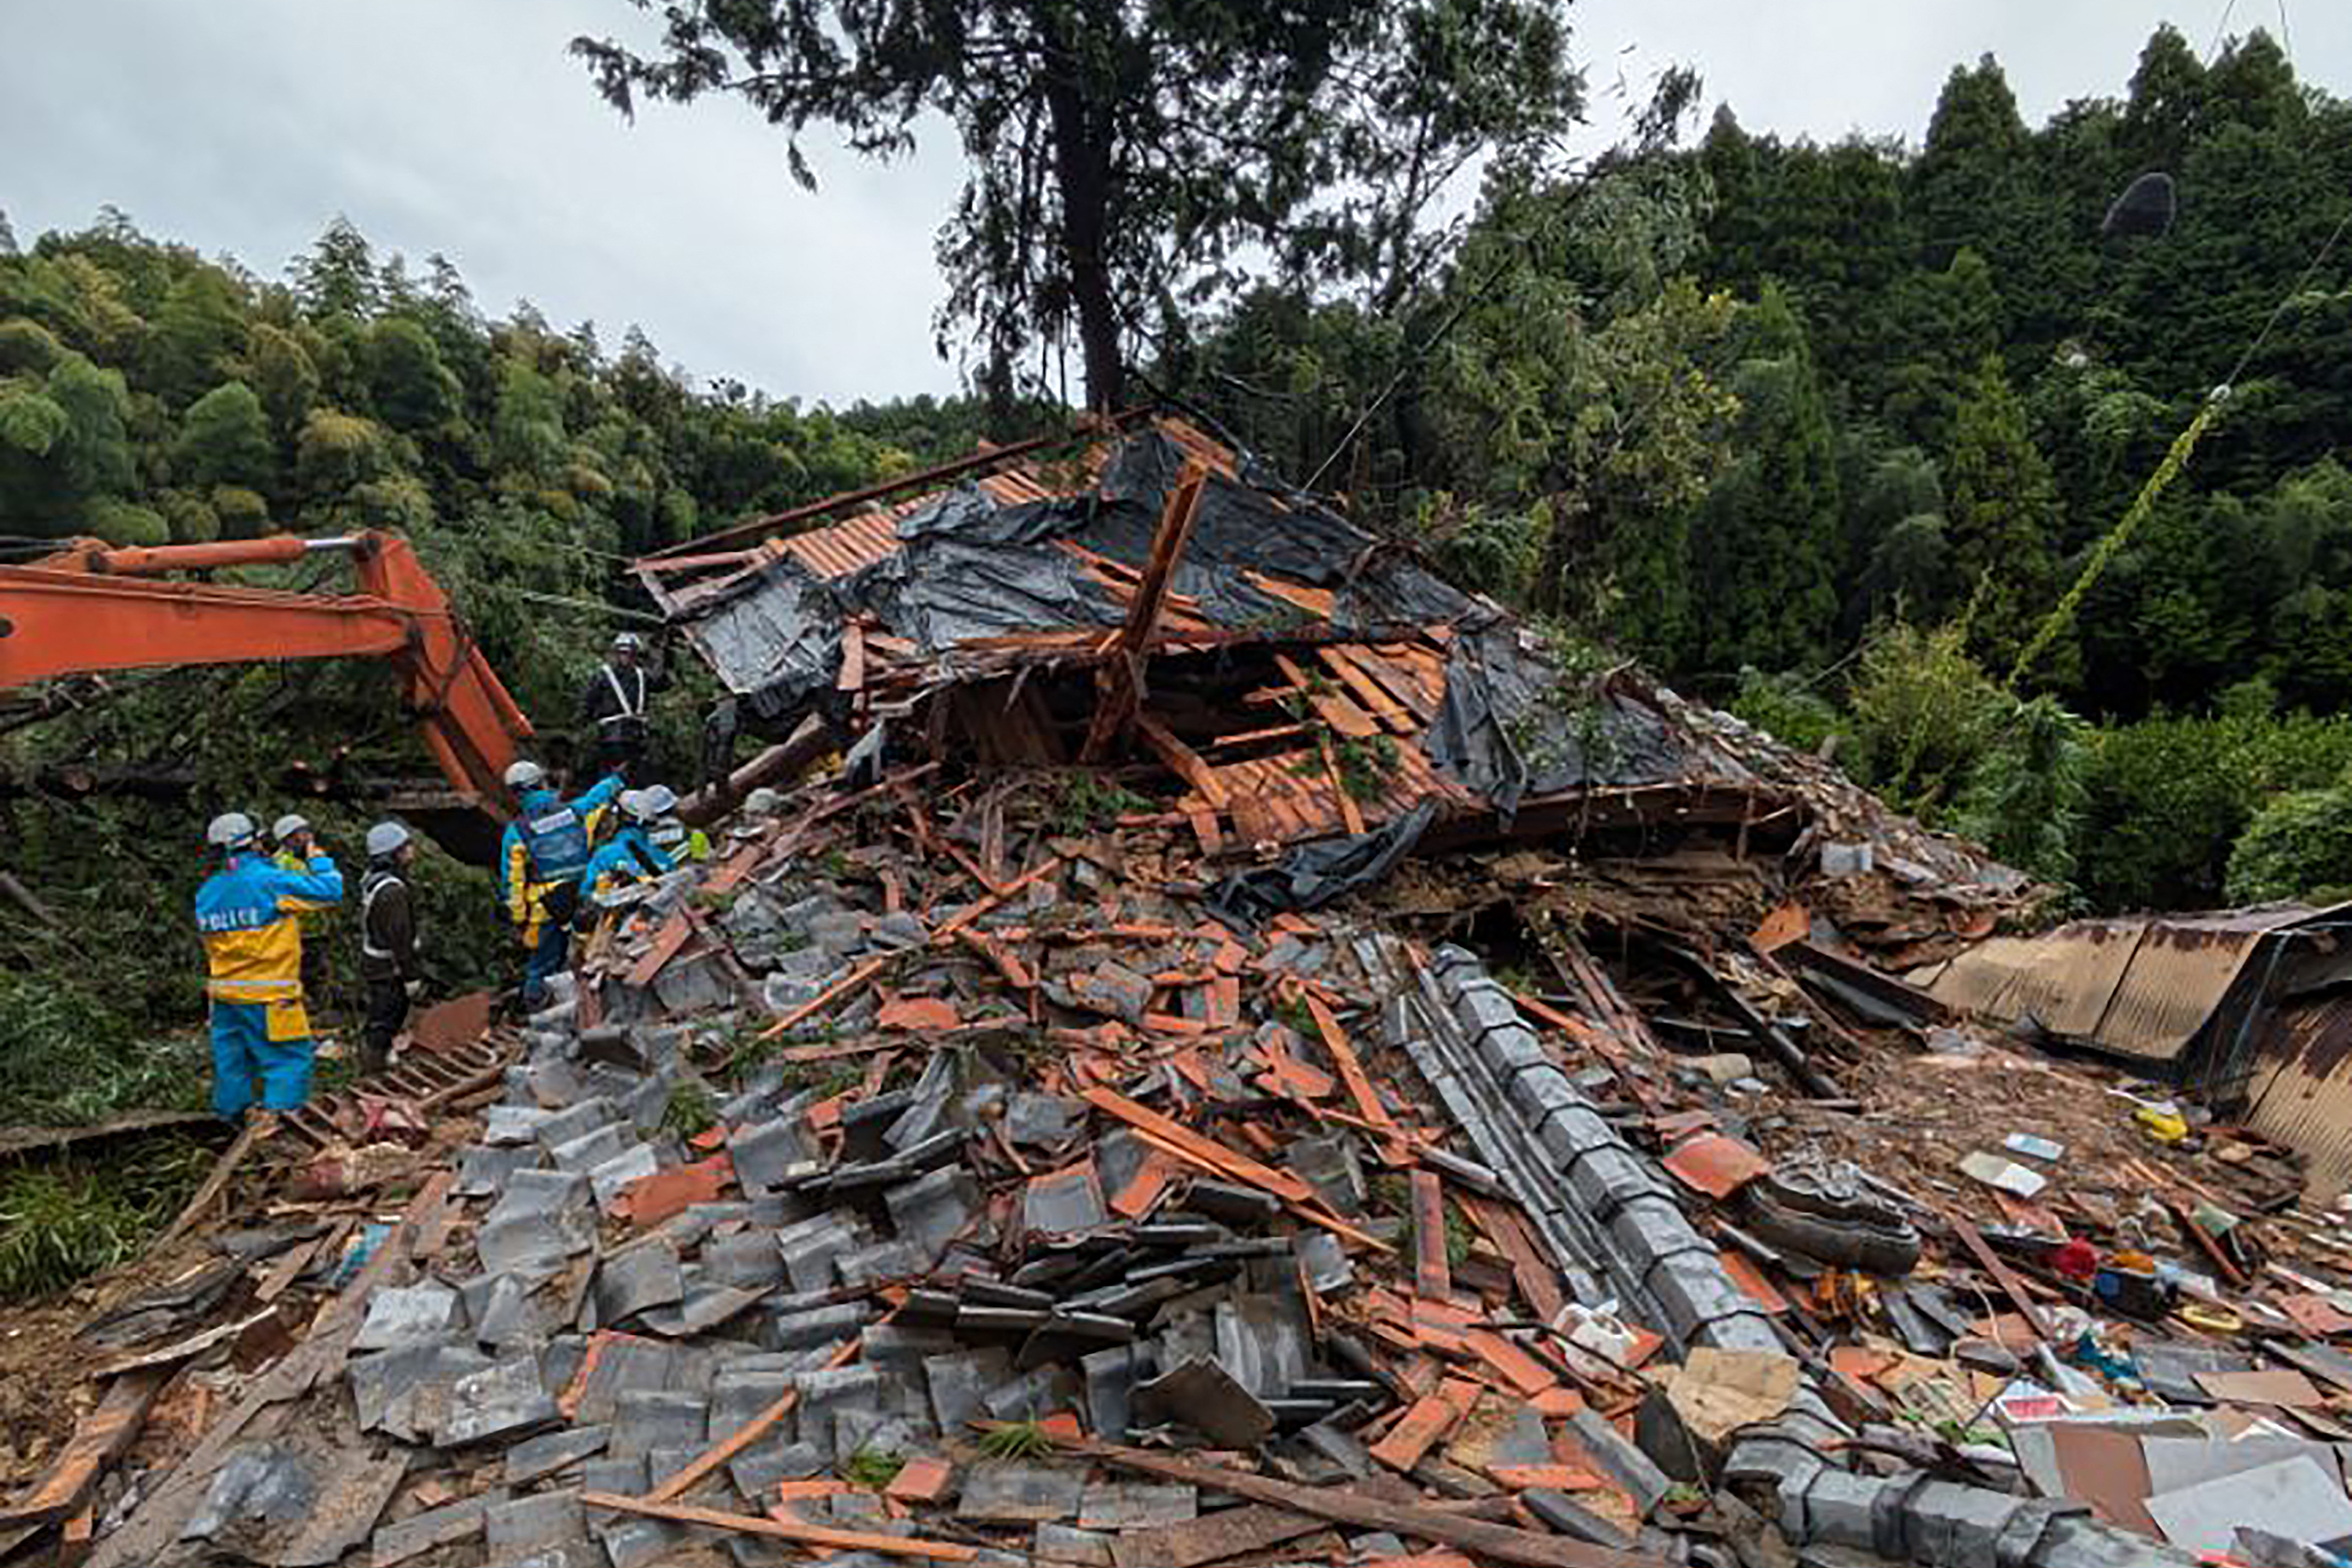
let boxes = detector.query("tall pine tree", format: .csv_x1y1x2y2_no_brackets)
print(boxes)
1944,354,2060,672
1689,284,1843,673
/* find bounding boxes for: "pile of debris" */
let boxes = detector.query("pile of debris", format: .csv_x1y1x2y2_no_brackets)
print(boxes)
7,416,2350,1568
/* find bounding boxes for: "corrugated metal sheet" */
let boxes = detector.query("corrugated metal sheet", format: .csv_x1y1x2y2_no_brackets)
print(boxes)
782,510,903,580
1925,925,2148,1041
2244,993,2352,1199
1926,905,2348,1064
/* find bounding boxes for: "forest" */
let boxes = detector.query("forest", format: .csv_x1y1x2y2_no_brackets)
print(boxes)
1,20,2348,1148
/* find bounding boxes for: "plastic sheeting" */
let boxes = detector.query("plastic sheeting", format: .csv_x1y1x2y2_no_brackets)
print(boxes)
1205,800,1439,927
674,428,1476,713
1423,621,1690,822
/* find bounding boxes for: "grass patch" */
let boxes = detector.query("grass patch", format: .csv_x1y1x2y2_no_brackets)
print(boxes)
840,1446,905,1490
0,1134,214,1301
662,1080,719,1142
977,1420,1054,1461
0,974,209,1127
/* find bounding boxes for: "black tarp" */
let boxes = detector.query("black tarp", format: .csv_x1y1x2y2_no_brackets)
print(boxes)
1423,621,1690,822
1205,800,1439,927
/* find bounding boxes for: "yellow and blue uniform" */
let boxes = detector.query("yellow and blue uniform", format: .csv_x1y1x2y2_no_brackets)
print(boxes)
583,825,674,911
499,775,623,1005
196,848,343,1116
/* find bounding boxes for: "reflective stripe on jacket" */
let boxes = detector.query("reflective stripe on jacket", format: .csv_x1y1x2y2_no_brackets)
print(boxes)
499,775,626,925
197,851,344,1002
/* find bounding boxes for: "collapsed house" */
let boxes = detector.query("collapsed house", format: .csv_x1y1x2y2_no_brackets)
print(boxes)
13,415,2352,1568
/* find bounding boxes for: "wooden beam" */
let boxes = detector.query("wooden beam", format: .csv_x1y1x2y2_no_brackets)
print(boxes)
1080,460,1207,762
645,1339,858,1502
580,1493,979,1561
1060,1438,1672,1568
1134,713,1229,808
0,1369,166,1526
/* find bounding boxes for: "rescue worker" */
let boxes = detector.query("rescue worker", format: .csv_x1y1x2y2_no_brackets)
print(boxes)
270,812,332,1016
499,758,625,1010
576,630,666,784
358,821,422,1075
644,784,711,865
582,786,677,914
196,811,343,1120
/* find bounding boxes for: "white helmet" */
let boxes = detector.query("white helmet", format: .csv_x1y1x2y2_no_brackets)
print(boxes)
207,811,258,850
612,631,647,655
637,784,679,818
617,788,653,822
271,813,310,844
365,821,412,858
504,759,546,792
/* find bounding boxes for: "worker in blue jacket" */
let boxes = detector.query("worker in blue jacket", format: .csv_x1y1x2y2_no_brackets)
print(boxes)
196,811,344,1120
499,759,625,1009
582,786,679,917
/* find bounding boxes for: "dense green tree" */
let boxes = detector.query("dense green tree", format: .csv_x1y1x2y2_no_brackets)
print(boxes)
146,264,248,407
1943,354,2059,670
1911,56,2032,274
365,316,459,435
174,381,276,493
1686,285,1842,672
1880,249,2001,451
289,218,379,319
247,322,319,440
574,0,1581,412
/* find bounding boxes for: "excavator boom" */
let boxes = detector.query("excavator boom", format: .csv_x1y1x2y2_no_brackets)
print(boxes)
0,532,532,811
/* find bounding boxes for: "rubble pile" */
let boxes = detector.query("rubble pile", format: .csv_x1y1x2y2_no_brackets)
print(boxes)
9,416,2351,1568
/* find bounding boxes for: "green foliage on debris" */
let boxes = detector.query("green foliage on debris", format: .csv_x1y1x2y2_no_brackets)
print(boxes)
0,1134,214,1301
2225,776,2352,906
840,1447,906,1490
661,1080,719,1143
976,1420,1054,1461
1054,771,1151,830
0,972,208,1127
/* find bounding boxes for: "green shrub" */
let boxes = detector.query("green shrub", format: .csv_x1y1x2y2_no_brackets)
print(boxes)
2226,784,2352,905
1729,666,1849,757
2078,712,2352,912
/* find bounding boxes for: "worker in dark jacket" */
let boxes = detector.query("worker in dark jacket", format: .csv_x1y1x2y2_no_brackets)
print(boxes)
358,821,421,1074
576,630,667,784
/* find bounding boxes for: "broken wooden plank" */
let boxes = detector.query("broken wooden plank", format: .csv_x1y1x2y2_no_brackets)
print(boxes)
1302,992,1405,1165
1411,1169,1452,1301
87,1171,456,1568
582,1492,979,1560
154,1116,270,1246
1135,712,1230,808
1064,1438,1671,1568
1080,461,1208,763
1947,1215,2049,1345
0,1368,166,1526
1368,1378,1479,1472
1080,1087,1316,1205
1109,1501,1328,1568
760,855,1064,1039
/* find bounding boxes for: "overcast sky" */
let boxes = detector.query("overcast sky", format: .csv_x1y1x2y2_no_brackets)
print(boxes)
4,2,2343,408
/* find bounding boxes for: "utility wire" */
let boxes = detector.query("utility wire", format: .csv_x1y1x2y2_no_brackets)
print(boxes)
2007,200,2352,688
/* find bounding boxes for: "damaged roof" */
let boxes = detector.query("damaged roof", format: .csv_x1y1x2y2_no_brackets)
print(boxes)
1915,902,2352,1065
640,413,2032,940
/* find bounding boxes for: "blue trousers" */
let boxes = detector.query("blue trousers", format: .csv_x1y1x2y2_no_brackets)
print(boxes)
521,918,569,1008
209,1000,314,1117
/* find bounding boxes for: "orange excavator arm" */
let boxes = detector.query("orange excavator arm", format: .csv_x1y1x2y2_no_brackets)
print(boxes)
0,532,532,810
